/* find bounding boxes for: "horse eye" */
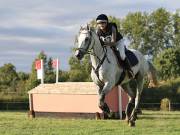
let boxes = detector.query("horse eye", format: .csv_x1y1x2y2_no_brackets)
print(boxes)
85,37,89,42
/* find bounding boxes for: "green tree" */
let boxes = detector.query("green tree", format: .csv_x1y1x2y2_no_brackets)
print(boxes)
154,48,180,80
15,72,29,94
17,72,29,81
121,8,174,57
148,8,173,55
0,63,18,92
45,57,55,83
68,55,91,82
172,10,180,47
25,62,39,91
59,70,69,82
122,12,148,53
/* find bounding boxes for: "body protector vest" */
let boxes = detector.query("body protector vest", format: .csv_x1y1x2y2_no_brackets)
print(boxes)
97,23,123,45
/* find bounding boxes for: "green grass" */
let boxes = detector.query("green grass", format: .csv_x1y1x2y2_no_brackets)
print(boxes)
0,110,180,135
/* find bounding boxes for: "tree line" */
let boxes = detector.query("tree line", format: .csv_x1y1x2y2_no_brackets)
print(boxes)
0,8,180,95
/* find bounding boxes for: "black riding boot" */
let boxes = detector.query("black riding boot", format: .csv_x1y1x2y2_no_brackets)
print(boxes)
124,58,134,78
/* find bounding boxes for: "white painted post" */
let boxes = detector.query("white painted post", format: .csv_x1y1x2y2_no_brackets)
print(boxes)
56,58,59,83
118,86,122,119
41,59,44,84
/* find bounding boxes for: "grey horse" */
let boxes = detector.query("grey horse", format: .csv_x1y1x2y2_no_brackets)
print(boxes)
75,25,158,126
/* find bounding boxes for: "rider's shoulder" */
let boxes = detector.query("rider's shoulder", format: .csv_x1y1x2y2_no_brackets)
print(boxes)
111,25,116,32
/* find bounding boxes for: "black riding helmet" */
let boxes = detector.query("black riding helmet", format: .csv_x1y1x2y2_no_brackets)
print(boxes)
96,14,108,23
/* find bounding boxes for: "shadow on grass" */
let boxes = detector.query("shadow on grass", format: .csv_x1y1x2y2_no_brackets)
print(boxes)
141,112,180,116
140,116,180,120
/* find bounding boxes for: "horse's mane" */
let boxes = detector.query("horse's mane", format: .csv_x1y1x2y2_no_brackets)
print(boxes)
79,25,96,33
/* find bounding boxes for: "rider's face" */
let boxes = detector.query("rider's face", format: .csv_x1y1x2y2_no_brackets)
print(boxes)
97,22,107,31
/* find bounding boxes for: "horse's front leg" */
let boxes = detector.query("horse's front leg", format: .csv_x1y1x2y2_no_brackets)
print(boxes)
98,81,113,116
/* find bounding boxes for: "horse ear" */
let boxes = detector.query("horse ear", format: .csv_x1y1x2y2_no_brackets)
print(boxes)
80,26,83,31
87,24,91,31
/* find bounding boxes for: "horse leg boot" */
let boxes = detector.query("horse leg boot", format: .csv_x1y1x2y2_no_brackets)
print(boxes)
127,99,136,127
125,98,135,123
124,57,134,78
121,84,135,123
129,96,140,127
98,92,110,118
98,82,114,118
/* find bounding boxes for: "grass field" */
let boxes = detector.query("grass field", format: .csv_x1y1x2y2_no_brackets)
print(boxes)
0,110,180,135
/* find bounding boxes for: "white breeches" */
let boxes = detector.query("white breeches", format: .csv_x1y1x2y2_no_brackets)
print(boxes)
116,39,126,60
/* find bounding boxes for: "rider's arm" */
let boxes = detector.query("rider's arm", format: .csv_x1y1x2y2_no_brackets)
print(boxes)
104,26,117,46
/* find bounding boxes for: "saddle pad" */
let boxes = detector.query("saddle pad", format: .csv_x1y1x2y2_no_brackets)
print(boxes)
125,49,139,67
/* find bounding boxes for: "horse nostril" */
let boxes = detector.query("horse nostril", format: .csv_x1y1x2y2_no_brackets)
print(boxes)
75,50,83,60
75,50,80,57
75,50,82,59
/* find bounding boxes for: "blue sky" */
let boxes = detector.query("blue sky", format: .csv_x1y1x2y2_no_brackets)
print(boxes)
0,0,179,72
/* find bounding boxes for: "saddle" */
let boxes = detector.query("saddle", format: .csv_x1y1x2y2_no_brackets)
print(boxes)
111,47,139,85
111,47,139,67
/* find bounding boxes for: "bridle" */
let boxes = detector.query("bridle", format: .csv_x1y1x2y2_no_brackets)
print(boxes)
75,29,109,61
75,28,110,84
75,30,93,54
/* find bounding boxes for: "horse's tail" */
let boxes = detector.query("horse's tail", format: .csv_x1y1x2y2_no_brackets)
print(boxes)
147,61,158,88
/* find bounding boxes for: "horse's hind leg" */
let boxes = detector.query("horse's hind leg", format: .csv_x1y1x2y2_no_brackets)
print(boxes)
129,74,144,125
122,84,135,123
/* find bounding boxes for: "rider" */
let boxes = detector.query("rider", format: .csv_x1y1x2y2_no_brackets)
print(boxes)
96,14,134,78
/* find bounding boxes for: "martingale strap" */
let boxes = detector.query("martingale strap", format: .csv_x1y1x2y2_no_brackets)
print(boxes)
92,47,109,85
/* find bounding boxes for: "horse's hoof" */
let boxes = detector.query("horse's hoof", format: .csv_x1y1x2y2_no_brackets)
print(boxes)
128,121,135,127
95,112,101,120
125,118,129,124
103,112,109,119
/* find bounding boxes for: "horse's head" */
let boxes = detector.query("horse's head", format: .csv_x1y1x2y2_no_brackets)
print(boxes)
75,25,93,60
